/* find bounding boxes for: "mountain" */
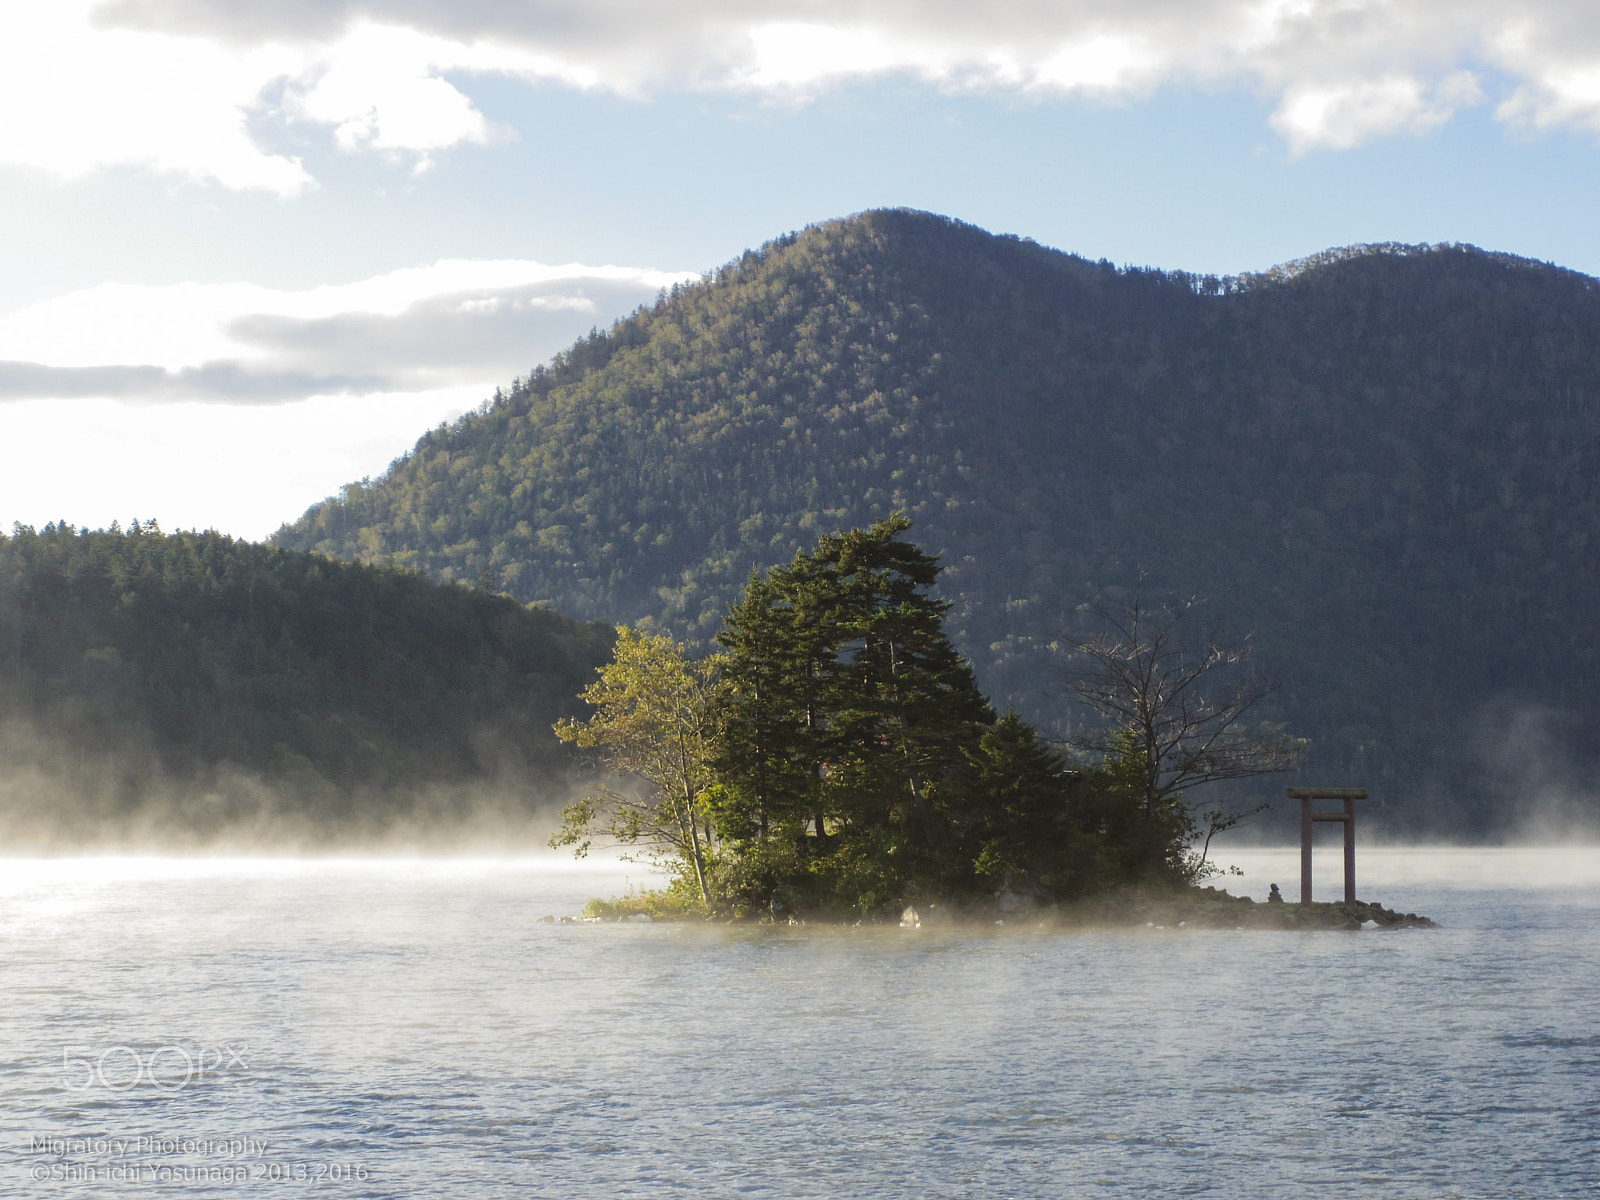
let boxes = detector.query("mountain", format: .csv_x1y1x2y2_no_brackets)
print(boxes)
275,209,1600,835
0,522,614,843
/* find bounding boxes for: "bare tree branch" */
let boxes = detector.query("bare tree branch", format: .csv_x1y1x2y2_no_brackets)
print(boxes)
1064,591,1305,836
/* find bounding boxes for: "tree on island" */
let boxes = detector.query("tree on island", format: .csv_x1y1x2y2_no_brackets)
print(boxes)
713,516,995,845
554,518,1263,917
551,627,721,905
1065,593,1306,877
711,514,997,913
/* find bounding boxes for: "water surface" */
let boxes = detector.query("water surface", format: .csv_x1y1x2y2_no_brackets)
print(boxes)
2,848,1596,1197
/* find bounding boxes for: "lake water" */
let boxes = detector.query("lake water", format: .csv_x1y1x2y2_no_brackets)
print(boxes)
2,847,1597,1198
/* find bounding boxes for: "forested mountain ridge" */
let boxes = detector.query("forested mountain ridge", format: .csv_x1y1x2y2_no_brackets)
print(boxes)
0,522,615,842
275,209,1600,833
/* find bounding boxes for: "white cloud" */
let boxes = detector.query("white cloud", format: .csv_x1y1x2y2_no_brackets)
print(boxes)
297,35,493,157
0,258,696,402
1032,35,1153,94
1,1,1597,193
0,2,308,192
1272,70,1482,152
0,3,590,191
1494,15,1600,135
743,25,910,91
284,23,599,160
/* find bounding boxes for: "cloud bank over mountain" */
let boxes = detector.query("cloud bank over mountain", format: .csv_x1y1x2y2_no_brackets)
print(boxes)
0,260,692,404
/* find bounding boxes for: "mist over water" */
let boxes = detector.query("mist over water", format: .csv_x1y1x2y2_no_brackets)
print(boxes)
4,849,1598,1198
0,722,589,851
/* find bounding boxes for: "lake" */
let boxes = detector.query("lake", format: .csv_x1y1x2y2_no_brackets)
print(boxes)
3,847,1597,1197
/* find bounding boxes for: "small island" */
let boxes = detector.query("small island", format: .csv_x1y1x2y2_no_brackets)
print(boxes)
552,516,1433,929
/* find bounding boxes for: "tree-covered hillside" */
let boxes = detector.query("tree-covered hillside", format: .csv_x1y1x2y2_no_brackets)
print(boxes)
0,522,614,842
276,210,1600,834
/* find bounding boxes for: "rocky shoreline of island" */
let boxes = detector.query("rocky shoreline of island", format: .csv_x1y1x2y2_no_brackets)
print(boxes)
553,883,1437,930
1020,885,1437,931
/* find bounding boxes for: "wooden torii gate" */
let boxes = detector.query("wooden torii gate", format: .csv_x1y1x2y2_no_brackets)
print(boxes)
1285,787,1366,904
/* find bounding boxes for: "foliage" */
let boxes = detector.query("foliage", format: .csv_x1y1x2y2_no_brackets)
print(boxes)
707,516,1002,913
275,209,1600,833
558,517,1191,917
967,712,1111,894
713,514,993,855
580,880,704,921
0,520,614,832
551,627,720,904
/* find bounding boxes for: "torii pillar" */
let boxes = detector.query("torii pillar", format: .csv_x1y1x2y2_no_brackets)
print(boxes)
1285,787,1366,904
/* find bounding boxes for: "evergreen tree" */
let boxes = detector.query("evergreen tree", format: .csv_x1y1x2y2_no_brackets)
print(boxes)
712,514,995,911
809,515,994,848
708,571,820,842
967,711,1089,891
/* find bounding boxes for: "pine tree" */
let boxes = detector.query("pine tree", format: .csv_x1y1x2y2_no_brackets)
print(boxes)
810,515,993,845
714,514,993,905
709,571,821,842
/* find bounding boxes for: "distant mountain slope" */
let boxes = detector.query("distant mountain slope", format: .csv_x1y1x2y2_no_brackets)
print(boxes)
275,210,1600,833
0,523,614,842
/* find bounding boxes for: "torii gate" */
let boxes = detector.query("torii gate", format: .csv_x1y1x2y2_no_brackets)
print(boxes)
1285,787,1366,904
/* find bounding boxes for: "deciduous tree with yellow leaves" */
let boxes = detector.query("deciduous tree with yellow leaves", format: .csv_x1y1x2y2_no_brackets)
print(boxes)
551,627,720,906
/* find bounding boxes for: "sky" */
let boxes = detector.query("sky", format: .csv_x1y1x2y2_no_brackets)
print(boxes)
2,0,1598,540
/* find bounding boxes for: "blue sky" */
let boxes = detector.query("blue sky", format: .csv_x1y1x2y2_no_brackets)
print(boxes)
2,1,1598,538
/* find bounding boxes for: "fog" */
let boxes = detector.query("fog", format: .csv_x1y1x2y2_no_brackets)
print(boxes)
5,696,1599,895
0,717,595,855
1470,700,1600,843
